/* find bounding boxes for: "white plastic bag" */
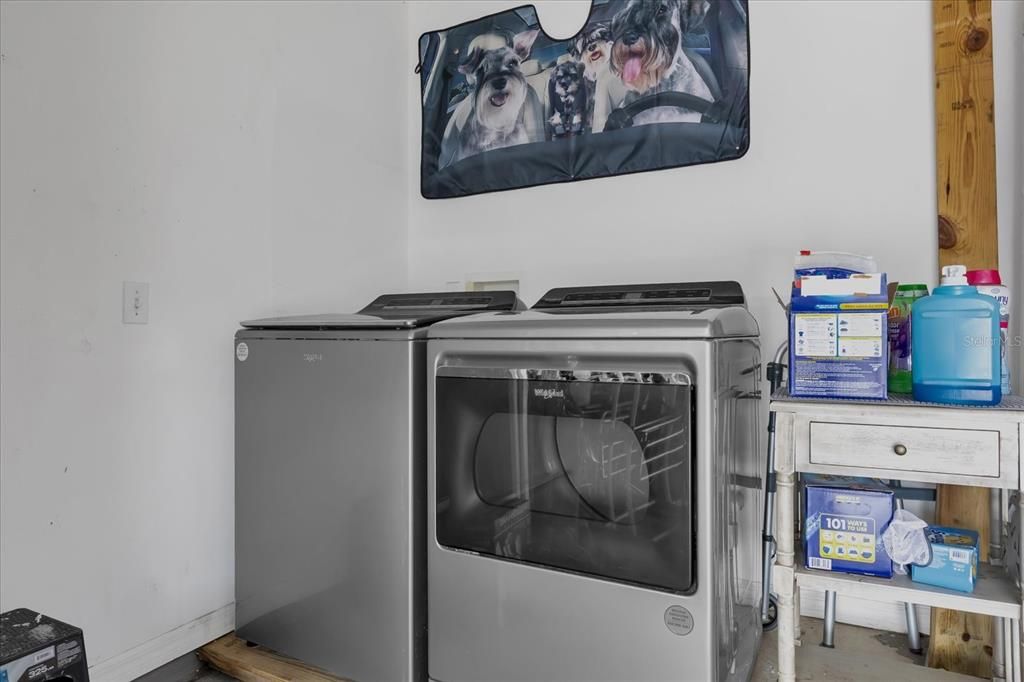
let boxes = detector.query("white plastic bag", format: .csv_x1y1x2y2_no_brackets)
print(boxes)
881,509,931,574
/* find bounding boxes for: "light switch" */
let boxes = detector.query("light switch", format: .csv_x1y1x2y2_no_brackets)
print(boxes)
123,281,149,324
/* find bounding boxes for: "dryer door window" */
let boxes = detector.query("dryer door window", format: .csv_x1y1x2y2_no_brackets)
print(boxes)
435,370,695,594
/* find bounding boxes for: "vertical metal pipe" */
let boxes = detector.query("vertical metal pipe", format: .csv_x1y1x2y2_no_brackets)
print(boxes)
994,617,1007,681
821,591,837,648
760,408,777,623
761,357,786,627
904,603,922,655
991,488,1005,565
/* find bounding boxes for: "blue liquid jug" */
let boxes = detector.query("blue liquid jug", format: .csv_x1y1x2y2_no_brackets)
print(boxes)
911,265,1001,405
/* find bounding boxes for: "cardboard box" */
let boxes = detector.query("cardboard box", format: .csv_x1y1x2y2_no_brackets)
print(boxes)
0,609,89,682
789,273,890,399
804,476,895,578
911,526,979,593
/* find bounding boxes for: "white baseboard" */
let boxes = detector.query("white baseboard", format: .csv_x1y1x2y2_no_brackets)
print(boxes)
88,603,234,682
800,586,931,635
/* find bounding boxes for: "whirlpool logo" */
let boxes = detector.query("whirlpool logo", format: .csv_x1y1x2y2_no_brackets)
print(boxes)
304,353,323,363
533,387,564,399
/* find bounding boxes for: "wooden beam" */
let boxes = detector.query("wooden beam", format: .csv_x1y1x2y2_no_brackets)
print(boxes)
934,0,998,270
198,634,351,682
929,0,999,675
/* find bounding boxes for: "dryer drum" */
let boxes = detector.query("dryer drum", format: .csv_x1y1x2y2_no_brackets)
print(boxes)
436,376,695,593
474,413,651,523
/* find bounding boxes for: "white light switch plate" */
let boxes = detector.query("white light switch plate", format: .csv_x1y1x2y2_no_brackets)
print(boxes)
123,281,149,324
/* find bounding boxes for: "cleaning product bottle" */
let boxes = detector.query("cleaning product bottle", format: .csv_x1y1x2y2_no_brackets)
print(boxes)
911,265,1001,405
966,269,1012,395
887,284,928,394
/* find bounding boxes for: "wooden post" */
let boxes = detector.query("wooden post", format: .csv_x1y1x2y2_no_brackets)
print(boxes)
929,0,999,675
934,0,998,267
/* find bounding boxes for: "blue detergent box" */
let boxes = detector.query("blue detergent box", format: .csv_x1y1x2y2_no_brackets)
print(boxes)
911,526,979,593
804,476,895,578
789,273,889,399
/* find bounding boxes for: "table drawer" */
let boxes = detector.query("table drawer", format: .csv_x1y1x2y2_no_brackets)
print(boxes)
808,422,1000,477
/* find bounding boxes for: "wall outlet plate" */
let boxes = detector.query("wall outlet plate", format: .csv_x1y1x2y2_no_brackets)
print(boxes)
123,281,149,324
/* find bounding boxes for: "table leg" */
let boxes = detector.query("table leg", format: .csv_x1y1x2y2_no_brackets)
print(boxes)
793,582,802,645
994,617,1006,681
1018,490,1023,682
776,567,796,682
776,469,797,682
1012,619,1021,682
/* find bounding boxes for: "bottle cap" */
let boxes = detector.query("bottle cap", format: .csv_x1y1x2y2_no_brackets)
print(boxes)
940,265,968,286
966,269,1002,286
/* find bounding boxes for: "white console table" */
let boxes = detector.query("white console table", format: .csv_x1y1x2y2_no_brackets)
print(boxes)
771,391,1024,682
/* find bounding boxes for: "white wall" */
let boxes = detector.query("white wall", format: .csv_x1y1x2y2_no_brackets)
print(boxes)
0,1,407,679
406,0,1023,630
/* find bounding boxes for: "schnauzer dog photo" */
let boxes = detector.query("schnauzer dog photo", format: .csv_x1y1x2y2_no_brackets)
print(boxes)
420,0,749,198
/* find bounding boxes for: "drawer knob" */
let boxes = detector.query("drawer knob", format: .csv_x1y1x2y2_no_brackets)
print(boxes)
893,444,908,456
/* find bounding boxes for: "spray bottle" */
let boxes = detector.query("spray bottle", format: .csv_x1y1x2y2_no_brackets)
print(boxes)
966,269,1012,395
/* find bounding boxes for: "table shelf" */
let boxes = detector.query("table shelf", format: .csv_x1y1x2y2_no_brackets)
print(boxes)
795,550,1022,620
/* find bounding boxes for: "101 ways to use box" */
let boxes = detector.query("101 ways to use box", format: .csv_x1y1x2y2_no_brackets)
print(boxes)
789,273,889,399
804,476,895,578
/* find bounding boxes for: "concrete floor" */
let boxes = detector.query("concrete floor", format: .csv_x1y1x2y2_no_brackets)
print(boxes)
134,652,233,682
753,618,979,682
143,618,983,681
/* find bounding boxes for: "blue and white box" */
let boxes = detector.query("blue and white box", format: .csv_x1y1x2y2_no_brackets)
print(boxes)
789,273,889,399
804,476,895,578
911,526,979,593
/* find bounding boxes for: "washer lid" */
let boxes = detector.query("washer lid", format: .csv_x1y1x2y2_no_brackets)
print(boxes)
532,281,745,314
241,291,524,330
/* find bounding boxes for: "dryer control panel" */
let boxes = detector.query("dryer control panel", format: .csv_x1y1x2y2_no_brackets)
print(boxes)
533,281,745,312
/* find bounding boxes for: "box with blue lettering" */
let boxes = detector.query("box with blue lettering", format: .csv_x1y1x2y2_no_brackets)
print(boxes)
911,526,979,592
788,252,890,399
804,476,895,578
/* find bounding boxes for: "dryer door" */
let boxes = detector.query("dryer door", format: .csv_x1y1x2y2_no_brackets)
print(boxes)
435,368,695,593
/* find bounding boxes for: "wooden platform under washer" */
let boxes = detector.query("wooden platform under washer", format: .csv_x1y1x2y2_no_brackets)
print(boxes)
199,634,351,682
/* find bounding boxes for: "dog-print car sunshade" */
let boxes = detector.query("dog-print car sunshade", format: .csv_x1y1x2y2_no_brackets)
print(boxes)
418,0,749,199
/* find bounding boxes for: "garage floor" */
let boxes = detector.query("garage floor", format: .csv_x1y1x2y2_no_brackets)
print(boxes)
753,618,978,682
142,618,981,681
